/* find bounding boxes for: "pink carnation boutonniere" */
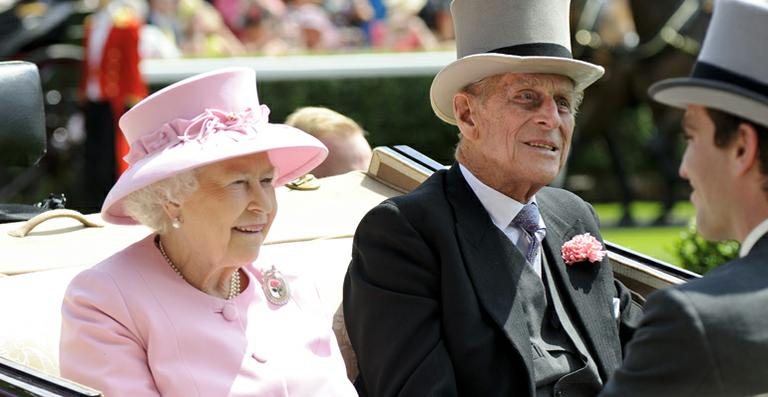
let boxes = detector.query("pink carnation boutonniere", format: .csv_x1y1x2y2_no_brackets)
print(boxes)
561,233,607,265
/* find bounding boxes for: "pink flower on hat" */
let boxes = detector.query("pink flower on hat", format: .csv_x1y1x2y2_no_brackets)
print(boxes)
124,105,270,165
561,233,607,265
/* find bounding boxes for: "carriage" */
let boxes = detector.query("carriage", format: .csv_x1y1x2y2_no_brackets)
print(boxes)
0,59,698,395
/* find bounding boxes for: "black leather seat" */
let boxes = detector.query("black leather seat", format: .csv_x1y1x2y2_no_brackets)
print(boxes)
0,61,49,222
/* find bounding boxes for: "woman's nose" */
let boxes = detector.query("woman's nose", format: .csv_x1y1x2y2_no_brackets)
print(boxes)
247,185,274,213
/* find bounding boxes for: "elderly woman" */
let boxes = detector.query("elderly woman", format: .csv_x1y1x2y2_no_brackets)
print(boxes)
59,68,357,396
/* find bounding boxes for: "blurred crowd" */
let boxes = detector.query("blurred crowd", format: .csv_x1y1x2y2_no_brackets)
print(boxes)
128,0,456,58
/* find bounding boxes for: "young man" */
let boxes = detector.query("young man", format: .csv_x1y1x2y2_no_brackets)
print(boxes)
600,0,768,396
343,0,642,395
285,106,372,178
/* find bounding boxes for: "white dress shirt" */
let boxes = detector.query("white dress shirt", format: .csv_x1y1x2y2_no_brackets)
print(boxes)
459,164,547,276
739,217,768,257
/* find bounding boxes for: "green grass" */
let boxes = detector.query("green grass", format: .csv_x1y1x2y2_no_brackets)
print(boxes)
592,201,695,226
601,227,684,265
592,201,696,267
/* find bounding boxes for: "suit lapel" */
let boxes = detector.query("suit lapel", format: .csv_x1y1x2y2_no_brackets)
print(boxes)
537,194,621,376
445,165,534,377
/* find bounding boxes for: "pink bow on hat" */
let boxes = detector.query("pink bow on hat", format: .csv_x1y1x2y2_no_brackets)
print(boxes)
124,105,271,165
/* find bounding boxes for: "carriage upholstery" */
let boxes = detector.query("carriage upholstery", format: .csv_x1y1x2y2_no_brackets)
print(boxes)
0,169,402,379
0,61,46,168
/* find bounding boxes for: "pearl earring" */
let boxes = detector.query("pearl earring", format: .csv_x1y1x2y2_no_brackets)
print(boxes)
171,217,182,229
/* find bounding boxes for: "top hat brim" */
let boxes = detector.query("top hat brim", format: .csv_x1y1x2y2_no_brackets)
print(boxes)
650,77,768,128
430,53,605,125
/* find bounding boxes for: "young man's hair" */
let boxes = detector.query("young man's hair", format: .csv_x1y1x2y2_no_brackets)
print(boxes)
285,106,365,139
707,108,768,189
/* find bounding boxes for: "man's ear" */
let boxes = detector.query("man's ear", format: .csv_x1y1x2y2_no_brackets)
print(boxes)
453,92,480,141
732,122,760,176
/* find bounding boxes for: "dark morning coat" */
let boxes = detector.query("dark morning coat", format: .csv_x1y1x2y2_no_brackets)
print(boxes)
343,164,642,396
600,234,768,397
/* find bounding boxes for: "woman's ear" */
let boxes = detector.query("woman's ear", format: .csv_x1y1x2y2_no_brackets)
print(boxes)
732,122,760,176
454,92,479,141
163,201,182,222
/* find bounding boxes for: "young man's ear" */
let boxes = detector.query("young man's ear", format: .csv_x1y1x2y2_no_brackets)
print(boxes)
732,122,760,176
454,92,479,141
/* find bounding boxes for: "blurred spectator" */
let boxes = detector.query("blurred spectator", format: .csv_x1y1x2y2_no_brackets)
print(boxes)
419,0,453,42
237,3,292,55
324,0,372,47
177,0,245,56
143,0,183,58
284,0,341,50
80,0,147,210
215,0,284,35
380,0,437,50
285,106,373,177
146,0,181,44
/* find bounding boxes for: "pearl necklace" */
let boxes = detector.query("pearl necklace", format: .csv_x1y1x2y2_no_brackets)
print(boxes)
155,236,241,301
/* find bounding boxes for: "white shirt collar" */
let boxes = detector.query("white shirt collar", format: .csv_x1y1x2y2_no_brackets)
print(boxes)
739,217,768,257
459,164,545,231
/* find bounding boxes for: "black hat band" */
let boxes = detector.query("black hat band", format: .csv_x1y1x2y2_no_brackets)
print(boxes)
488,43,573,59
692,61,768,96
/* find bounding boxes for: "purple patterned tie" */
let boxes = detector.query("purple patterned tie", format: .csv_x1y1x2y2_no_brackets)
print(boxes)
512,203,542,264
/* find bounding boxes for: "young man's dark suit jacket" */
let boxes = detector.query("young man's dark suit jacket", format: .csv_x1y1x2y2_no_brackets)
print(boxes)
343,164,642,396
600,233,768,397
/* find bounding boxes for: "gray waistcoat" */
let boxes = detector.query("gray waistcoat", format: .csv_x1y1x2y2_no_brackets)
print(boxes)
516,251,602,397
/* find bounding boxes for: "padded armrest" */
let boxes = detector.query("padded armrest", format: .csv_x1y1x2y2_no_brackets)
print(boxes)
0,61,46,167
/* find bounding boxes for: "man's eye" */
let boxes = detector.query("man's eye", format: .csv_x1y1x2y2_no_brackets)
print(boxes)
556,98,571,111
260,177,274,185
516,91,536,101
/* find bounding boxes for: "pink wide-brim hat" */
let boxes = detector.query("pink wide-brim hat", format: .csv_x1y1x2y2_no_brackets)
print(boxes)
101,67,328,225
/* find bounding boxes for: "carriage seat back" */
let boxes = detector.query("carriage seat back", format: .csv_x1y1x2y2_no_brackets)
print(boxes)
0,61,46,168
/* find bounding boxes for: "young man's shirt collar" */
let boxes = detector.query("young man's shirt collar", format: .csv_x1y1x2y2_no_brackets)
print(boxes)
739,217,768,257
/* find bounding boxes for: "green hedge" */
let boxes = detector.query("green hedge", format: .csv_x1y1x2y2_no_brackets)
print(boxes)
259,77,459,164
673,221,740,275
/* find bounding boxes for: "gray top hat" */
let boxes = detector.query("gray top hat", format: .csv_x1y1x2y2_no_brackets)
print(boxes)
429,0,605,125
649,0,768,128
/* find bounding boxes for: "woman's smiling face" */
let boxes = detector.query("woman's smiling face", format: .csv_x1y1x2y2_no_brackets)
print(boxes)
178,152,277,267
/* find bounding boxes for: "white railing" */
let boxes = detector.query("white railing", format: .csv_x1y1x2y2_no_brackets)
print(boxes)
140,51,456,85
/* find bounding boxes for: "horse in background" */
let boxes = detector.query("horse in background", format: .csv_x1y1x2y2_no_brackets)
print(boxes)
567,0,712,225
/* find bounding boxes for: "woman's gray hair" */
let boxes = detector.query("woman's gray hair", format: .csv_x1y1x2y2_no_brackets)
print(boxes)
123,170,199,234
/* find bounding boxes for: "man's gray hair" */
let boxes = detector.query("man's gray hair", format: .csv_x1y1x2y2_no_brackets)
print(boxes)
123,170,199,234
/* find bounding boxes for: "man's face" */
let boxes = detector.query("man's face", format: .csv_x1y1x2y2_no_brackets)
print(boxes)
679,105,734,240
460,73,578,199
314,132,372,178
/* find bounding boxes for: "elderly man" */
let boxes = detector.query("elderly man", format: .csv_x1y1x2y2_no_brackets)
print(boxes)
343,0,642,396
600,0,768,396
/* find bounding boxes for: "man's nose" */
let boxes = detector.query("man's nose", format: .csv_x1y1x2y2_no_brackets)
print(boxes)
534,98,561,130
678,160,688,180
